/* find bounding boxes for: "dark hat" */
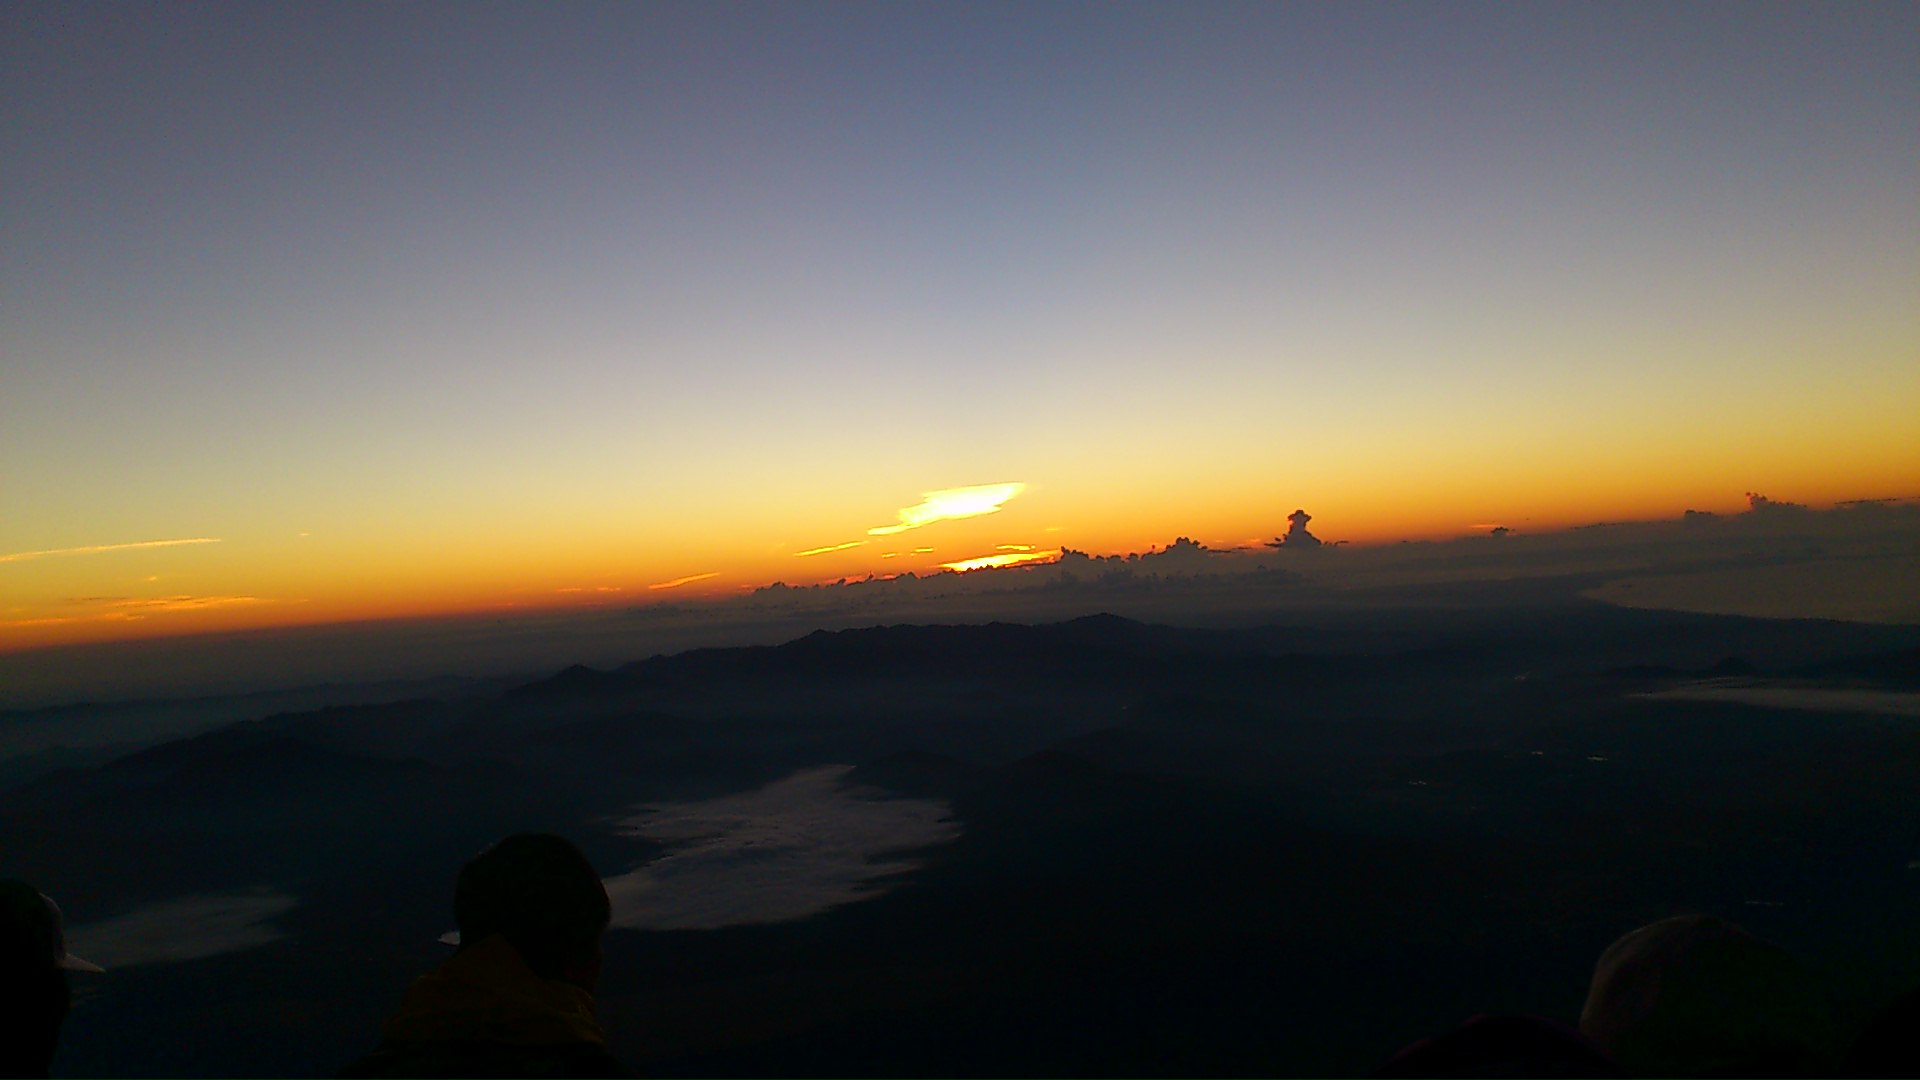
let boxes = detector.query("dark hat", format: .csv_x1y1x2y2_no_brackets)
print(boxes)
0,881,104,973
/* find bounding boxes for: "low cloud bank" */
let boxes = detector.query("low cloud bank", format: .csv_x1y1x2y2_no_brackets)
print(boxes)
722,498,1920,623
66,891,298,968
604,765,959,931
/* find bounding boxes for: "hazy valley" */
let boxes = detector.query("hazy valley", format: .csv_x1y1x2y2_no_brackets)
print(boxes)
5,574,1918,1075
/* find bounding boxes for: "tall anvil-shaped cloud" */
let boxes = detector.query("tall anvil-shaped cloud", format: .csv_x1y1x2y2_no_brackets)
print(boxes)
868,483,1025,536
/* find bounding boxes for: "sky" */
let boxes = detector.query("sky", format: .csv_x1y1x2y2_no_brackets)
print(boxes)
4,1,1917,651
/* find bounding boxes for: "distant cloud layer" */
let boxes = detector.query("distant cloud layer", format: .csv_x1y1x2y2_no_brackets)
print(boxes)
869,483,1025,536
733,498,1920,627
0,537,222,563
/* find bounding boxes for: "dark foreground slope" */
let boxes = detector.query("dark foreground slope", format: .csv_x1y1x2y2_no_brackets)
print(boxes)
6,599,1919,1076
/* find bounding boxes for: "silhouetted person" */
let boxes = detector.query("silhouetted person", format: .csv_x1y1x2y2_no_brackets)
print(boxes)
1842,982,1920,1078
340,835,637,1078
1,881,103,1078
1371,1013,1624,1077
1579,914,1834,1076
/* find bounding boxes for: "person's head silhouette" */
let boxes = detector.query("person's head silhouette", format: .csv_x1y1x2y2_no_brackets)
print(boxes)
454,833,612,990
1,880,103,1078
1580,914,1833,1076
341,834,633,1077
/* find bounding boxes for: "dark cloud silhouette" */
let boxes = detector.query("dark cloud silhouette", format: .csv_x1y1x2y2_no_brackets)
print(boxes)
1267,509,1322,550
1050,537,1228,586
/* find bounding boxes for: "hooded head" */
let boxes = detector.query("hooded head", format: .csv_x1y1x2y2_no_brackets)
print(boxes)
1,880,101,1077
454,835,610,990
1580,914,1834,1076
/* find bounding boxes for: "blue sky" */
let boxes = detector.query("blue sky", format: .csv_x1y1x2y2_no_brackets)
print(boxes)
4,1,1916,646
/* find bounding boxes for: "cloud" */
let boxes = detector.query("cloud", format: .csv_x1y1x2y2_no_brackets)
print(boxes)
3,595,268,628
868,483,1025,536
940,548,1061,572
603,765,959,931
649,571,718,591
60,595,263,612
2,614,111,628
65,891,297,968
0,537,222,563
113,595,262,611
794,540,868,558
1266,509,1322,550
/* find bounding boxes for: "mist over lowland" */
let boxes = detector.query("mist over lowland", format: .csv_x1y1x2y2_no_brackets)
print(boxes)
4,501,1918,1075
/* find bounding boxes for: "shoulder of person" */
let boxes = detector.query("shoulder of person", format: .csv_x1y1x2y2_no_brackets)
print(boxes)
340,1039,639,1079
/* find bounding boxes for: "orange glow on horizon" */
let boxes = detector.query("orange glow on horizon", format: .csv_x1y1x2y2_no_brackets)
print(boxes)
5,483,1916,655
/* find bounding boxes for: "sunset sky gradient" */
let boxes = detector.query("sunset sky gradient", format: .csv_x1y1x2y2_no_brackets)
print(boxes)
4,2,1916,649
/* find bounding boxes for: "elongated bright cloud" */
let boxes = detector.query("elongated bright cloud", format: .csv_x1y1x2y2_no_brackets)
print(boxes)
58,595,263,612
794,540,867,558
110,595,261,611
2,595,265,628
0,537,222,563
869,483,1025,536
649,571,718,591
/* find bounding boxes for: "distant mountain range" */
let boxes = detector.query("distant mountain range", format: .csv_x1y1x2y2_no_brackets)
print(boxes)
9,607,1920,1077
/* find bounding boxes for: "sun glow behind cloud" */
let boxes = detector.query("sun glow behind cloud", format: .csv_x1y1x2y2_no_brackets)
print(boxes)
940,549,1061,573
869,484,1025,536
